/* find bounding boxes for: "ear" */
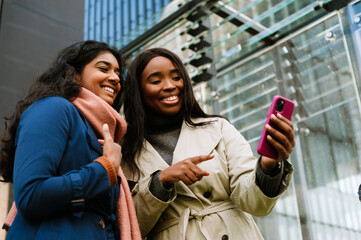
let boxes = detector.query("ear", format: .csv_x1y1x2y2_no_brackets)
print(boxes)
75,73,80,82
73,67,81,83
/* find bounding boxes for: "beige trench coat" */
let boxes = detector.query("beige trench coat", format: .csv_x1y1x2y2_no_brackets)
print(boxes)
122,117,293,240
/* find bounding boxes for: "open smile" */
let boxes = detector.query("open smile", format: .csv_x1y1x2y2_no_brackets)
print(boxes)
102,86,115,95
160,95,179,104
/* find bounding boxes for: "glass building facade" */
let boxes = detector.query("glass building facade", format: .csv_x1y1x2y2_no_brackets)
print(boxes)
84,0,175,48
85,1,361,239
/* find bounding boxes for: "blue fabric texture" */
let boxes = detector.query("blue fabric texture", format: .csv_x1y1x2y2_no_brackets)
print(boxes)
7,96,120,240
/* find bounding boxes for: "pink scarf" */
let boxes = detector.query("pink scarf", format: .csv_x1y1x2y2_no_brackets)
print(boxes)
5,88,141,240
72,87,126,143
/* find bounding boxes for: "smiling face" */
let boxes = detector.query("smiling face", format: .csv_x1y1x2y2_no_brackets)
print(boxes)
140,56,184,115
76,51,121,105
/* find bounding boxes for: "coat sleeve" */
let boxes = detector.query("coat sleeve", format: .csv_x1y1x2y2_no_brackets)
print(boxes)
220,119,293,216
13,97,112,220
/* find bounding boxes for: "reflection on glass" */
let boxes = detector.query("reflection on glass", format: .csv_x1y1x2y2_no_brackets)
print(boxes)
212,11,361,240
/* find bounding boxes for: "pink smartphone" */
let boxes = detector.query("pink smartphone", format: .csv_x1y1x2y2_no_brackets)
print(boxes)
257,95,294,159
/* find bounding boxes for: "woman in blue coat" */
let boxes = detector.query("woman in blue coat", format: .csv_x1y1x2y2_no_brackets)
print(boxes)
0,40,140,239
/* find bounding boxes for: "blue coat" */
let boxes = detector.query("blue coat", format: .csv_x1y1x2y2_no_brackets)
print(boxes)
7,96,120,240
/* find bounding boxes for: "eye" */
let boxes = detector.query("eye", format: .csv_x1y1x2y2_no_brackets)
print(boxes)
150,80,161,84
173,76,182,81
98,66,108,72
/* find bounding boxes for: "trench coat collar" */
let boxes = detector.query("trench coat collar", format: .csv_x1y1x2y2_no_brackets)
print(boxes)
173,118,222,163
137,118,222,199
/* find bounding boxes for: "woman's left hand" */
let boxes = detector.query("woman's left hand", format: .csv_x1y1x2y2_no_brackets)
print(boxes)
99,124,122,171
260,113,295,171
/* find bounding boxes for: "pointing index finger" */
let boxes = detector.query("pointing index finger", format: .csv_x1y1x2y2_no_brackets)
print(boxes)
191,155,214,165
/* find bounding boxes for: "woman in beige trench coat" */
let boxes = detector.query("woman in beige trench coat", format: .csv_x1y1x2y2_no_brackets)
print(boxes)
121,48,295,240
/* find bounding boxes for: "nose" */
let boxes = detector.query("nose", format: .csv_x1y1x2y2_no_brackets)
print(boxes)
108,71,120,84
163,78,176,91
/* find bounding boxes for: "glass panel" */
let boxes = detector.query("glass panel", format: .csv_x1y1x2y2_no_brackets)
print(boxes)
214,11,361,239
115,0,190,48
108,0,115,45
101,0,108,42
95,0,101,40
183,0,324,74
88,0,96,40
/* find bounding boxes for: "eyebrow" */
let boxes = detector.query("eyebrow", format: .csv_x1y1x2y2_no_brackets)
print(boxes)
146,69,180,80
146,72,161,80
170,69,180,74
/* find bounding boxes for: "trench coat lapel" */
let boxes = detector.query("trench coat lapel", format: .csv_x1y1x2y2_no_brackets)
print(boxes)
136,140,170,177
173,119,222,163
172,119,222,198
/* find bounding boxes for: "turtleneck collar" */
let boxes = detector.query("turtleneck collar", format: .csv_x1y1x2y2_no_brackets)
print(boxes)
144,107,184,135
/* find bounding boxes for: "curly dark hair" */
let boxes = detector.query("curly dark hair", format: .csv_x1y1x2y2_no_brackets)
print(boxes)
0,40,124,182
121,47,224,178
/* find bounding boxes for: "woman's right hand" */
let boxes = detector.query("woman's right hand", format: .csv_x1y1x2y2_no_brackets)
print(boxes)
101,124,122,171
159,155,214,186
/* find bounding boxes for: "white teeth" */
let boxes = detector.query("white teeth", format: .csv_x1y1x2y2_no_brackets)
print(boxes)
162,95,178,101
102,86,114,94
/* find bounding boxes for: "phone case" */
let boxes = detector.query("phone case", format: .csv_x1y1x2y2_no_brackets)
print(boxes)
257,95,294,159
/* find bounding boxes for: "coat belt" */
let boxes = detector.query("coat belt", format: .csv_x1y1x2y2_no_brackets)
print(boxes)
153,200,237,240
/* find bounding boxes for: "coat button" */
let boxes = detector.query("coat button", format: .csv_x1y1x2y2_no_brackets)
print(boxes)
203,191,211,198
221,234,229,240
99,220,105,229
